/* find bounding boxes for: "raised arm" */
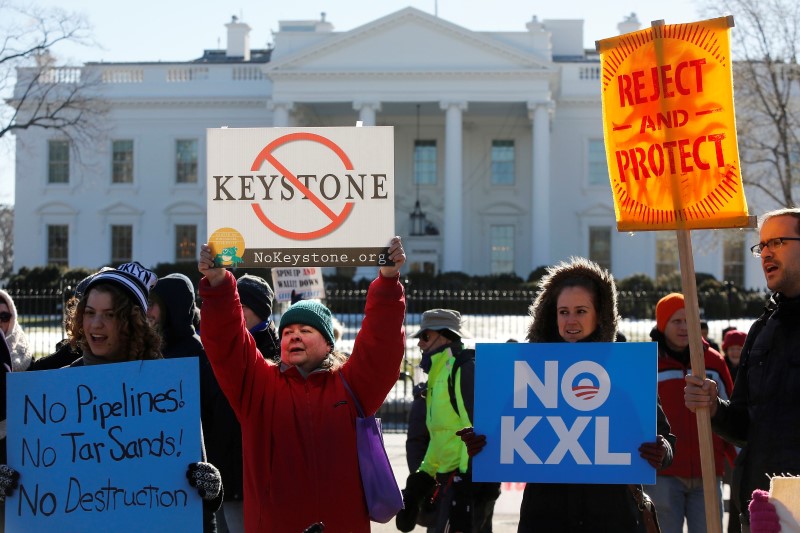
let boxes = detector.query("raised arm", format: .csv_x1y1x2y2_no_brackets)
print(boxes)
198,244,227,287
380,236,406,278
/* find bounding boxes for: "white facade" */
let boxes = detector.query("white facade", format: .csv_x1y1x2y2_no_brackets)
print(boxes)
12,8,765,289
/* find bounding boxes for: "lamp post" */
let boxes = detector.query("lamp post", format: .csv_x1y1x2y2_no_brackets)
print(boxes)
410,200,427,236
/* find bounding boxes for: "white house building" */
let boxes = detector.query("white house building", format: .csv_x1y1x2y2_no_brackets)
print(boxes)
12,8,765,288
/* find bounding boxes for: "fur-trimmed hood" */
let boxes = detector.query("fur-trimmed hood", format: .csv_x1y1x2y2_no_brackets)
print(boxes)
526,257,619,343
0,288,33,371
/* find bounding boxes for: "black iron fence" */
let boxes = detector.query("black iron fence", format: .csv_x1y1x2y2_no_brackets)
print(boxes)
2,282,766,432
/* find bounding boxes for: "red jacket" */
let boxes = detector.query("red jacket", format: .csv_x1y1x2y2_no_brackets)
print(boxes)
657,340,735,478
199,271,406,532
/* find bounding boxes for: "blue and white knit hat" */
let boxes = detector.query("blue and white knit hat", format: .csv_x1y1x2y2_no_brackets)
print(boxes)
84,261,158,313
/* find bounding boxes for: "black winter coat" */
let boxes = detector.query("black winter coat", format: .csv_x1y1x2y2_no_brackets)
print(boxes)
518,258,675,533
712,294,800,517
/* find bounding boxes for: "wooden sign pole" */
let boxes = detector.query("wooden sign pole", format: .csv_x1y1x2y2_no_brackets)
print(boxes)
676,229,721,533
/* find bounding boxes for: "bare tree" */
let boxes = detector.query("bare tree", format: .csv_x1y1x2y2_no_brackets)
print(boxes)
0,1,107,148
0,204,12,280
701,0,800,210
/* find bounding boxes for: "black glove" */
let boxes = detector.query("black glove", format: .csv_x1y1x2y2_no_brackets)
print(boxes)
186,462,222,501
456,427,487,457
638,435,668,469
449,473,473,532
395,471,436,532
0,464,20,502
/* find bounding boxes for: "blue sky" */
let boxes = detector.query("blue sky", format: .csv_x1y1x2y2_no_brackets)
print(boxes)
0,0,703,204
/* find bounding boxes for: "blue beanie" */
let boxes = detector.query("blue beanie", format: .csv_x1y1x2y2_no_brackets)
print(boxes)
279,300,335,346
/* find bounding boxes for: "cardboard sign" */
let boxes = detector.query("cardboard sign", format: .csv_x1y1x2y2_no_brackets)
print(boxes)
597,17,749,231
207,127,395,268
473,342,657,484
5,359,202,532
271,267,325,303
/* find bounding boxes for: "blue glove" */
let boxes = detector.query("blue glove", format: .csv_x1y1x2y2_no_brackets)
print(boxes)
186,462,222,501
0,465,20,502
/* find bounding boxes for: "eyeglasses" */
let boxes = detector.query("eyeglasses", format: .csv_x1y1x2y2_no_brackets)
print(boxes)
0,312,11,323
750,237,800,258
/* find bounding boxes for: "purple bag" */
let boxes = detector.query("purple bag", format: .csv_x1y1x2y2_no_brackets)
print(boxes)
339,373,404,523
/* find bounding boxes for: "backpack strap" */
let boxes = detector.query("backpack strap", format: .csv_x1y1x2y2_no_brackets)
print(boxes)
338,372,365,418
447,348,474,417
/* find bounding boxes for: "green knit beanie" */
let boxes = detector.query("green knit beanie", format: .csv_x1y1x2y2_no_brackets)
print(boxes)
279,300,335,346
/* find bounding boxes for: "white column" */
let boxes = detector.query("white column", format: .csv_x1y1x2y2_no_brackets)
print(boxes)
353,101,381,126
268,100,294,127
440,101,467,273
528,100,554,269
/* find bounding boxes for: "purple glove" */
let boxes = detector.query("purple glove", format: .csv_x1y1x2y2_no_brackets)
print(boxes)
456,427,487,457
749,489,781,533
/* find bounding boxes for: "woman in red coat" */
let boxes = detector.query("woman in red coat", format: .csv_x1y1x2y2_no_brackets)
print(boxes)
197,237,407,533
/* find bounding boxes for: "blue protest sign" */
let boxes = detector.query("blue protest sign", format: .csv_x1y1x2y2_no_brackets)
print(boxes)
473,342,657,484
5,358,202,532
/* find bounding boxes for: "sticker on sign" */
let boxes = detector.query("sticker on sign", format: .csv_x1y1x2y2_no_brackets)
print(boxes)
207,127,395,268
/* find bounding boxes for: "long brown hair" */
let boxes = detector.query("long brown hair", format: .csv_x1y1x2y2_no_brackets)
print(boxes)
66,283,162,361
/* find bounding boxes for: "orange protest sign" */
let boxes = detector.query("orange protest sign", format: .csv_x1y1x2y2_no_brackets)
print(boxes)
597,17,748,231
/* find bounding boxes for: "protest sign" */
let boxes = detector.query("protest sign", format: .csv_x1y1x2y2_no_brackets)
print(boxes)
5,359,202,532
207,127,395,268
271,267,325,303
598,18,749,532
472,342,657,484
597,17,748,231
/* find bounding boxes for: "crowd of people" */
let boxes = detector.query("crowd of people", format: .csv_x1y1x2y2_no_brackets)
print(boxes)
0,207,797,532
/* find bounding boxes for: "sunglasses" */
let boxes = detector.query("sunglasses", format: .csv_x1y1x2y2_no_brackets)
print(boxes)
419,331,436,342
0,312,11,323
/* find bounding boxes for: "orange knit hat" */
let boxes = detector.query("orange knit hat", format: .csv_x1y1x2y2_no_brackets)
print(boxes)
656,293,685,332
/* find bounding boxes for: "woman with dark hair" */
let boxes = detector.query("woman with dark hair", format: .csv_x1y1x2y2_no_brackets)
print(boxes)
66,279,162,364
0,262,224,532
459,257,676,532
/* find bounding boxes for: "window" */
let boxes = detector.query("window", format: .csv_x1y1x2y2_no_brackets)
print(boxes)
587,139,609,186
589,226,612,271
47,224,68,266
414,140,437,185
112,140,134,184
48,140,70,184
176,139,198,183
656,232,679,280
723,231,746,287
111,225,133,263
491,140,515,185
490,225,514,274
175,224,197,262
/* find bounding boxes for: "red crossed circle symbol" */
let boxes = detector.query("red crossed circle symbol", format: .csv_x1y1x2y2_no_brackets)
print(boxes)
250,132,355,240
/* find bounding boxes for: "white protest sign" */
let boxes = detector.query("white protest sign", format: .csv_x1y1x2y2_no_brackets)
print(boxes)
271,267,325,303
207,127,395,268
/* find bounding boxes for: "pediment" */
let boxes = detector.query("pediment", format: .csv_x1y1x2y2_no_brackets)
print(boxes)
164,202,205,216
578,203,614,218
36,202,77,215
98,202,143,216
267,7,553,74
480,201,525,216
